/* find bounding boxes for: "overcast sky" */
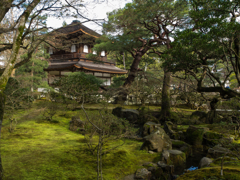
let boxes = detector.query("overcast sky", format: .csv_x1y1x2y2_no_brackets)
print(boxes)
46,0,132,34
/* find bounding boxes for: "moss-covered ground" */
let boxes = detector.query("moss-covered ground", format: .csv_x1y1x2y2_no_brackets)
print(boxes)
0,102,162,180
2,102,240,179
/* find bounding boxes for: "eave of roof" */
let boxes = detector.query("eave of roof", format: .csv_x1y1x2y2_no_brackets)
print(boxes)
44,61,128,74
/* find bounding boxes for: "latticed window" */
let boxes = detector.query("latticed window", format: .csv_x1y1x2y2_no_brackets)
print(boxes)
93,50,97,55
71,45,76,52
83,45,88,53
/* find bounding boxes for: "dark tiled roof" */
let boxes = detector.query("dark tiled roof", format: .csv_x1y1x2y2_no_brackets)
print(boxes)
75,61,128,74
44,62,76,71
54,21,101,38
44,61,128,74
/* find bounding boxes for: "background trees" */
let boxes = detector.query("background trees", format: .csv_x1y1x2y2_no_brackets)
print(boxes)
162,0,240,122
95,0,189,120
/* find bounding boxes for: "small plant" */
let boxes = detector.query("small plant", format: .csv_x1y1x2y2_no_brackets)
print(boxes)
8,118,17,133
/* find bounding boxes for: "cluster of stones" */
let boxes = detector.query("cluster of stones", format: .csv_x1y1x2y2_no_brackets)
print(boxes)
70,107,238,179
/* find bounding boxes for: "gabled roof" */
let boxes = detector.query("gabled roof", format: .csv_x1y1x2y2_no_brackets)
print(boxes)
54,20,101,38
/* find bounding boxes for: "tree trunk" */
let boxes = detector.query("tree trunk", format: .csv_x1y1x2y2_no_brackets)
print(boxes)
160,68,171,121
114,54,142,104
123,54,142,87
208,98,219,124
0,93,5,179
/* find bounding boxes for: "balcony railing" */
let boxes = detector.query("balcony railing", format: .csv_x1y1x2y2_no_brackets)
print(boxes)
50,53,81,60
49,53,116,64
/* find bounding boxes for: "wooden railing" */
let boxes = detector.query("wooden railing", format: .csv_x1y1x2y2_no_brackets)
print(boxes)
49,53,116,64
50,53,82,60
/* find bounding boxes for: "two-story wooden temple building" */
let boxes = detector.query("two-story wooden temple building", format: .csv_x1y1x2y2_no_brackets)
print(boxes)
44,20,127,85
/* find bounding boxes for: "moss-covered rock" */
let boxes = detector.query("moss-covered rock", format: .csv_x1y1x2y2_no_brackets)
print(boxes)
142,121,161,137
163,121,180,140
135,168,151,180
140,128,172,152
168,150,186,167
185,125,209,147
203,131,223,147
171,140,192,157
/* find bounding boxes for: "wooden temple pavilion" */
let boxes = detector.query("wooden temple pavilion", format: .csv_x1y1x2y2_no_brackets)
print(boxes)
44,20,127,86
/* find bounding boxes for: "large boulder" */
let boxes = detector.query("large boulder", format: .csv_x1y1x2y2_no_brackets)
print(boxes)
198,157,212,169
185,125,209,147
112,107,139,123
140,128,172,152
69,116,85,133
142,121,161,137
134,168,151,180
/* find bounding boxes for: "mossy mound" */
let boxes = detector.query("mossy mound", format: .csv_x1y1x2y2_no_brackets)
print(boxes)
177,167,240,180
203,131,223,147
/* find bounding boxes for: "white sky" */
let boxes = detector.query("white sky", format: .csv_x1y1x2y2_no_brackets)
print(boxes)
46,0,132,34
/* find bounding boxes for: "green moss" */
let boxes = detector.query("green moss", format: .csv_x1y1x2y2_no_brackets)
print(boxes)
205,132,222,139
0,103,160,180
186,126,205,146
171,140,185,147
169,152,186,166
177,167,240,180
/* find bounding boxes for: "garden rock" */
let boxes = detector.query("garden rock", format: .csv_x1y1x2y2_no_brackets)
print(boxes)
69,116,85,132
167,150,186,168
198,157,212,168
161,150,170,164
164,121,179,140
134,168,151,180
112,107,139,123
123,174,135,180
142,121,161,137
140,128,172,152
157,161,174,174
171,139,192,157
185,125,209,147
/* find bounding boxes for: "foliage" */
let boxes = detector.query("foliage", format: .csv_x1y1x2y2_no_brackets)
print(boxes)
127,71,162,105
110,75,126,88
163,0,240,99
56,72,103,103
15,48,49,90
4,77,33,110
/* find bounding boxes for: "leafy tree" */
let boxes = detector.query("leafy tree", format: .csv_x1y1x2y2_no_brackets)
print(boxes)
15,47,49,90
95,0,189,120
57,72,103,103
163,0,240,122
